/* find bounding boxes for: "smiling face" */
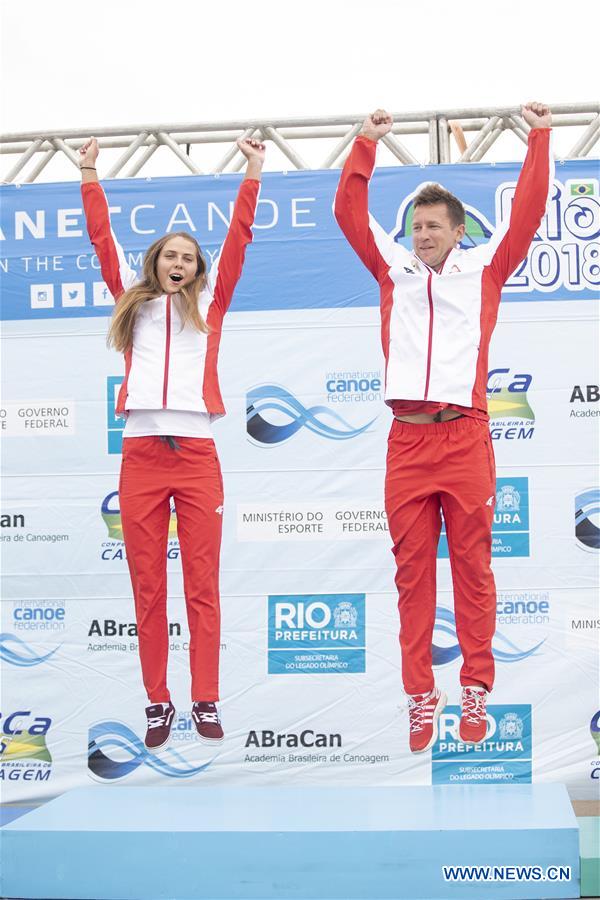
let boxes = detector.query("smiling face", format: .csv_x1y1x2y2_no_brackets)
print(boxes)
412,202,465,271
155,235,199,294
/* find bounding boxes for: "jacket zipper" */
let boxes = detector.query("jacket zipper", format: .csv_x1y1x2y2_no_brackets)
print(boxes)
162,295,171,409
423,271,434,400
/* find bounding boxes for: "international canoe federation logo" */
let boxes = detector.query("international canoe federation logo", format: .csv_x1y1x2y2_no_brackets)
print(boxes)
497,485,520,513
432,607,544,666
87,721,213,781
575,489,600,551
0,633,59,667
101,491,178,540
392,187,494,249
591,711,600,754
499,713,524,740
246,384,376,447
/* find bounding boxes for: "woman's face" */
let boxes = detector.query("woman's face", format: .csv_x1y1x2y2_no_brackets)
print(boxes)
155,236,199,294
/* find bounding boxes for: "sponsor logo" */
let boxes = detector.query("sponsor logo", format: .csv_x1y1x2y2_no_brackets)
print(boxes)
432,704,532,784
440,477,530,558
432,607,544,667
570,384,600,420
500,178,600,293
87,720,213,781
268,594,366,674
245,730,342,749
575,488,600,551
325,370,382,404
496,591,550,626
100,491,180,560
11,600,66,632
0,633,60,667
246,384,376,447
1,512,25,528
0,711,53,783
487,369,534,441
107,376,125,454
590,711,600,781
0,403,75,437
237,502,388,542
590,711,600,755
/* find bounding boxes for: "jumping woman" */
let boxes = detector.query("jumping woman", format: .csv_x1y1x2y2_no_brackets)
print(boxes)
79,135,265,750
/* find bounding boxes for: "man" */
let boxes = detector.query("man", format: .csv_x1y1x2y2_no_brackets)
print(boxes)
334,103,552,753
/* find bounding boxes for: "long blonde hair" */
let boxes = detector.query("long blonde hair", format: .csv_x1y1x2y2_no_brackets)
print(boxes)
107,232,209,352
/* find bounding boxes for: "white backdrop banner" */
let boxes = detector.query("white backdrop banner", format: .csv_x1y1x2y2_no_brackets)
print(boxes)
1,161,599,803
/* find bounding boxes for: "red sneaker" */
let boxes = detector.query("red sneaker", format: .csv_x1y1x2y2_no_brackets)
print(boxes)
407,687,446,753
459,686,488,744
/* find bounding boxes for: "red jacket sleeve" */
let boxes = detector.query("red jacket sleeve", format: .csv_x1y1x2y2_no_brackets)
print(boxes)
488,128,553,286
81,182,137,301
208,178,260,318
334,136,392,283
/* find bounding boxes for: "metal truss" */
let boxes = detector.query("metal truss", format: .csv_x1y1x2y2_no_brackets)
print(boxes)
1,103,598,183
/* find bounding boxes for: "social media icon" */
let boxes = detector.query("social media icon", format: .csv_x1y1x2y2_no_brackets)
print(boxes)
93,281,114,306
30,284,54,309
61,283,86,307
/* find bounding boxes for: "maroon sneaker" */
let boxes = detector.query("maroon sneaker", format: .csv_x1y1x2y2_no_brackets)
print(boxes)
192,702,224,743
407,686,447,753
459,686,488,744
144,702,176,751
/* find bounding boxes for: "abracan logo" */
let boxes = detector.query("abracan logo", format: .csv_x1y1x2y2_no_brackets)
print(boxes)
246,384,375,447
575,488,600,551
487,368,535,441
392,189,494,249
87,719,212,781
432,704,532,785
268,594,365,674
0,711,53,783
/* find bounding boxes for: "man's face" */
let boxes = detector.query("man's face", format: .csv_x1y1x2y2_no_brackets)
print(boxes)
412,203,465,271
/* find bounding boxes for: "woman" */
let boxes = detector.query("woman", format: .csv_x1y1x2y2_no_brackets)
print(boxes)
79,135,265,750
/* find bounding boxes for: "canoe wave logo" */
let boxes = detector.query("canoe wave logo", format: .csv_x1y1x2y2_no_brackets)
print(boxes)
432,607,544,666
87,721,212,781
246,384,376,446
0,633,59,667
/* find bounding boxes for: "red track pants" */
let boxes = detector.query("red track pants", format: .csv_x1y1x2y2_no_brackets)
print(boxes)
119,436,224,703
384,416,496,695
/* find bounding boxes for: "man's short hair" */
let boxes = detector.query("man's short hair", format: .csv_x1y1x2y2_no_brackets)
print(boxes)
413,184,465,228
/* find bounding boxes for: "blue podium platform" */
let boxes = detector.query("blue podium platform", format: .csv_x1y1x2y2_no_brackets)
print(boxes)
1,784,579,900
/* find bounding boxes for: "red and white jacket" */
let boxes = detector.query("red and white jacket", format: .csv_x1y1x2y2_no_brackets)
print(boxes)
334,130,553,413
82,179,260,418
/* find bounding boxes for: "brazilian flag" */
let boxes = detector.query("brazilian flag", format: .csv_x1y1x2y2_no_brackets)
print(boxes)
570,183,595,197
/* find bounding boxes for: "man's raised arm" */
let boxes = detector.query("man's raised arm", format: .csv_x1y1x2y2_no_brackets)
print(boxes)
488,101,554,286
334,109,396,283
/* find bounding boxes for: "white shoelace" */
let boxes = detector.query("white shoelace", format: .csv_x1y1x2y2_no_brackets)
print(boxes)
196,711,219,724
147,714,168,729
462,688,486,724
407,691,435,733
